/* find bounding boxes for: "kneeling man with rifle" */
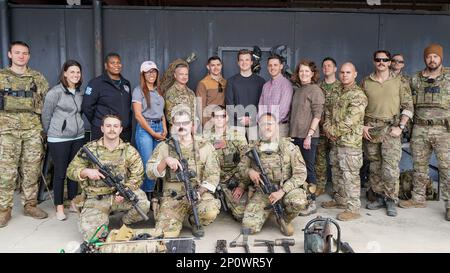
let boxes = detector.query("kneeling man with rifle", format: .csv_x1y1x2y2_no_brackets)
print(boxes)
67,114,150,241
240,112,308,236
147,109,221,238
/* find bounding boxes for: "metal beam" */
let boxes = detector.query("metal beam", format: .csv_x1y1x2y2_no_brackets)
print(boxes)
93,0,103,76
1,0,10,68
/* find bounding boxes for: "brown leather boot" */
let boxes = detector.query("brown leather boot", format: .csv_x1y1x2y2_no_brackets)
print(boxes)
398,199,426,209
321,200,346,209
337,211,361,221
315,187,325,197
0,208,12,228
281,221,294,236
24,204,48,219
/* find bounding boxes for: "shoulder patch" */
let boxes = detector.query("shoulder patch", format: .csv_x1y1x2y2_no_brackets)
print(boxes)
85,86,92,95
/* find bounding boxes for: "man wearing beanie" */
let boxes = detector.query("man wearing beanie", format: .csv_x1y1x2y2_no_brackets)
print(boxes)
361,50,414,217
399,44,450,221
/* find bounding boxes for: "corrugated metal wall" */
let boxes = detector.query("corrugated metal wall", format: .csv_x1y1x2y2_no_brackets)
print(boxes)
6,6,450,91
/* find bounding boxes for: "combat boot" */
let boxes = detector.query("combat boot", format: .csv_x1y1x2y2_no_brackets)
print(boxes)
336,211,361,221
321,200,346,209
281,222,294,236
446,209,450,221
398,199,426,209
366,197,385,210
298,201,317,216
188,214,204,237
315,187,325,197
385,199,397,217
24,204,48,219
0,208,12,228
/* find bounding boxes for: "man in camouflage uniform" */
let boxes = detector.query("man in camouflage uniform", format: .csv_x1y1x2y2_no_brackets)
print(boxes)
322,63,368,221
399,44,450,220
164,62,198,129
0,41,49,227
316,57,341,196
66,115,150,240
147,110,221,238
240,113,308,236
361,50,414,217
204,105,249,221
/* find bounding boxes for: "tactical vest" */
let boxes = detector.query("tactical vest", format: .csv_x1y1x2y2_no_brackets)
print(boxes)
165,142,203,195
0,73,37,112
85,145,128,196
412,68,450,110
252,140,292,186
214,139,240,177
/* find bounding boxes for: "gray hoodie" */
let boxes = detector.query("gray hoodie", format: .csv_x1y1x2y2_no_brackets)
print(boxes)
42,83,84,139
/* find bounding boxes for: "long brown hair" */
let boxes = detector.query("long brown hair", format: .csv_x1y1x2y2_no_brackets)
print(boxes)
292,59,320,85
140,69,162,107
59,59,83,89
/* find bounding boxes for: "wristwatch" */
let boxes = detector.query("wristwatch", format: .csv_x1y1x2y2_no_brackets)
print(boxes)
399,123,406,130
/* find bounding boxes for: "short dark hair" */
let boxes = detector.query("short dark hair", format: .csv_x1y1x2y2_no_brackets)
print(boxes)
207,56,222,64
373,50,391,60
267,55,283,64
211,105,226,117
104,52,121,63
59,60,83,89
237,49,253,61
102,114,122,125
9,41,30,53
391,53,404,60
322,57,337,67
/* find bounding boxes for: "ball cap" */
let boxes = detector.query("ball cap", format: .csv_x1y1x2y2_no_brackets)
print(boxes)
140,61,159,73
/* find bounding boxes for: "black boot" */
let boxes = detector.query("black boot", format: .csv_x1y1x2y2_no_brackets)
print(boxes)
385,198,397,217
366,197,385,210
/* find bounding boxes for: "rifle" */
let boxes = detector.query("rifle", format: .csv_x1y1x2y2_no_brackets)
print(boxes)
246,147,288,235
80,146,149,221
169,137,204,237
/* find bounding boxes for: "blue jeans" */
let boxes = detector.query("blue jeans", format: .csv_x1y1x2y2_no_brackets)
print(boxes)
135,121,163,193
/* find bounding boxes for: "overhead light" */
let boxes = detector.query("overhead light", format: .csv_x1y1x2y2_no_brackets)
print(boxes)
367,0,381,5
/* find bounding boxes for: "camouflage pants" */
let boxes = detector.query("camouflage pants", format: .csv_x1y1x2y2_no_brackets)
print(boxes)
330,146,362,212
316,136,331,190
364,134,402,201
411,125,450,206
79,189,150,241
221,183,248,221
242,188,307,234
0,129,43,209
155,192,220,237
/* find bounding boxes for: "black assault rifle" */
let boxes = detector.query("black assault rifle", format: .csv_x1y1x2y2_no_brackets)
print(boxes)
169,137,204,237
81,147,149,221
247,148,288,235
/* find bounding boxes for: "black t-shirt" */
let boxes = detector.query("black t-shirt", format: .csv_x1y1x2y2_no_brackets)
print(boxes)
225,73,265,125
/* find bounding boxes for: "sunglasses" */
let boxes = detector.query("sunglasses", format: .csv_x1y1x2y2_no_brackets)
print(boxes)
374,58,390,63
218,82,223,93
392,59,404,64
213,114,226,119
173,121,191,126
259,121,276,126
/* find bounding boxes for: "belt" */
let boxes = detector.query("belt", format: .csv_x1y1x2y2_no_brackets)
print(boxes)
364,115,397,125
146,118,162,123
414,117,447,126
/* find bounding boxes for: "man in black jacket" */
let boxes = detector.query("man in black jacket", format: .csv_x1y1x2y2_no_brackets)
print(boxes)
82,53,132,142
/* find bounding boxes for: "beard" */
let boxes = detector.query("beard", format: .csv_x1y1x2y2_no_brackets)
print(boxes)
427,62,441,72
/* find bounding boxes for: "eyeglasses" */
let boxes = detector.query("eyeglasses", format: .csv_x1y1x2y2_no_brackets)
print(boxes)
259,121,276,126
218,82,223,93
173,121,191,126
374,58,390,63
392,59,404,64
213,114,226,119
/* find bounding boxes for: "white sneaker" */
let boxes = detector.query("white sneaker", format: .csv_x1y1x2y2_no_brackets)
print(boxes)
56,211,67,221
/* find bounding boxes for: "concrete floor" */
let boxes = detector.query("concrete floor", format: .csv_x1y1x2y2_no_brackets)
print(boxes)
1,190,449,253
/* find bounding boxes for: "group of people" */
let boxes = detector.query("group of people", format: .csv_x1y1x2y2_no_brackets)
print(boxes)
0,40,449,242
